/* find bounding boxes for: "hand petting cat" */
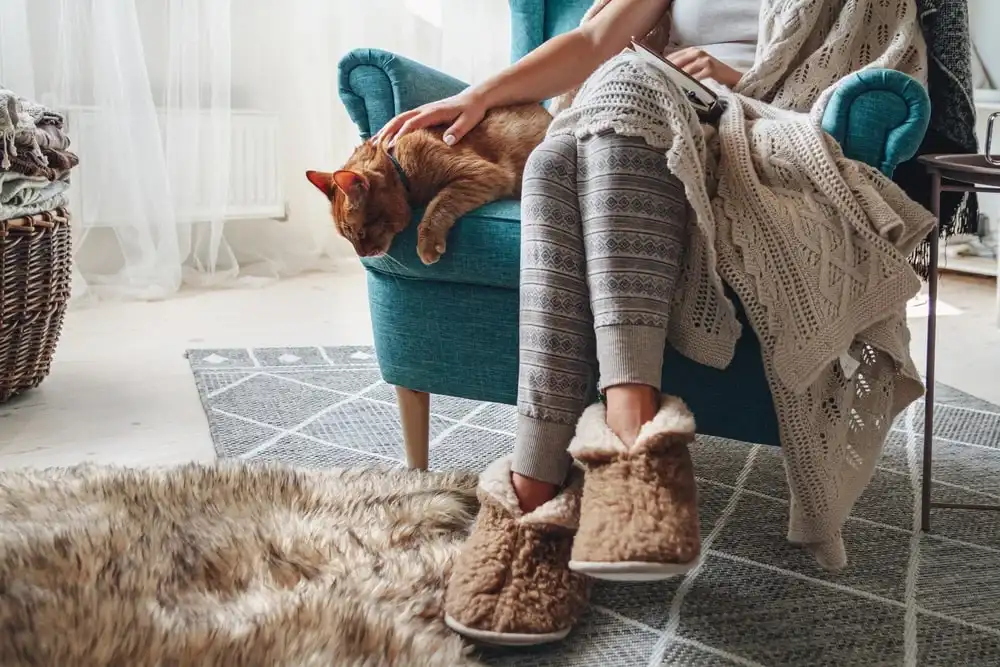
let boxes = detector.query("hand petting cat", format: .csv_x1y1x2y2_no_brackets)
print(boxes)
374,90,487,150
376,0,673,146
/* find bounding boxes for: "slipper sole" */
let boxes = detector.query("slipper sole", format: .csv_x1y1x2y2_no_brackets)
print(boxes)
444,615,571,646
569,557,700,581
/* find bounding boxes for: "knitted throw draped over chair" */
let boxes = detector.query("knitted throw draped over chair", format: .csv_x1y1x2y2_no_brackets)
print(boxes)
545,0,935,568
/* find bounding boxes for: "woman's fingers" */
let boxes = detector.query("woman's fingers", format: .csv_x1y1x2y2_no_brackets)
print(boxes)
666,47,702,68
669,48,722,80
665,47,741,88
372,93,480,148
373,109,418,144
392,113,432,146
443,110,480,145
390,117,421,146
376,110,416,140
686,65,712,81
677,55,714,80
680,61,709,77
389,110,434,147
389,106,459,146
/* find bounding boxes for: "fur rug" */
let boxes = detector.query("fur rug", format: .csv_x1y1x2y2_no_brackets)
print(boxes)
0,463,480,666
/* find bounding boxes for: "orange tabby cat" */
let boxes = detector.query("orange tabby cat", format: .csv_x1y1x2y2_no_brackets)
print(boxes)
307,103,551,265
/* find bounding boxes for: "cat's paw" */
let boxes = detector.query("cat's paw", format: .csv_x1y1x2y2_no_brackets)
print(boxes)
416,229,447,265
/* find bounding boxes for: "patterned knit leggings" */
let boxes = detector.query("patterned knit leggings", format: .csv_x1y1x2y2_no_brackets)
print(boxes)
514,132,690,485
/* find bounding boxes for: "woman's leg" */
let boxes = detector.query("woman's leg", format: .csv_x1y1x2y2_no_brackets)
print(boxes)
443,134,594,643
443,132,694,641
512,131,689,509
576,132,687,439
564,132,700,580
513,134,596,507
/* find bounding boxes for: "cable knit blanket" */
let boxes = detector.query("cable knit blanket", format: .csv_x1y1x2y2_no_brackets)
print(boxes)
548,0,936,570
0,88,74,220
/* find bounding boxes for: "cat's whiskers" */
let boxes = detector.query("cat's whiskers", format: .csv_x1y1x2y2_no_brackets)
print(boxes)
379,253,410,287
360,250,406,291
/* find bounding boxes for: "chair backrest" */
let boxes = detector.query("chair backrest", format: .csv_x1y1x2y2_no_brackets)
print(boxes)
508,0,593,63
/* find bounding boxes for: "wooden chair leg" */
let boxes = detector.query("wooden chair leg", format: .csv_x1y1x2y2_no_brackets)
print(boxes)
395,386,430,470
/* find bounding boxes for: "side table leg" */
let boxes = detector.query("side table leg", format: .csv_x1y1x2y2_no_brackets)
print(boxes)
920,174,941,533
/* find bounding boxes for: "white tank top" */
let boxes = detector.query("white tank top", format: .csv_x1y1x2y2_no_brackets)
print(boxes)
670,0,762,74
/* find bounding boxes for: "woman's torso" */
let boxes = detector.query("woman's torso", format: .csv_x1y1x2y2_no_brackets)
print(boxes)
670,0,763,73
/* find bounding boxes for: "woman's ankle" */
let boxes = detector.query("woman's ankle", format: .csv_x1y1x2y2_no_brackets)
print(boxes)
604,384,660,446
511,472,559,512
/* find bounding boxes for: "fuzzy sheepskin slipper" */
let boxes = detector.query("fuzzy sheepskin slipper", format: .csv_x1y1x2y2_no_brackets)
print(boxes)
567,396,701,581
444,456,590,646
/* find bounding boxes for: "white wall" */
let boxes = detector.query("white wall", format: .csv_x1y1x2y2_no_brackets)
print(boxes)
970,0,998,89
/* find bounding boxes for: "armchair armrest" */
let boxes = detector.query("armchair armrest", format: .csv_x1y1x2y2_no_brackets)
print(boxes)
821,68,930,177
338,48,469,139
337,51,930,178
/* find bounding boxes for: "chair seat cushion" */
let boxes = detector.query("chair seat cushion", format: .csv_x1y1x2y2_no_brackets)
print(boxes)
361,201,522,289
365,268,781,447
362,200,781,447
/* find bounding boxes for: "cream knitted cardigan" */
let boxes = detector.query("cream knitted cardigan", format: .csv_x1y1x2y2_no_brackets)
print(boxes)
548,0,934,570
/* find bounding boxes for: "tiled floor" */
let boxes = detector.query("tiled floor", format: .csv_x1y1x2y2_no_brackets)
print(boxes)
0,265,997,470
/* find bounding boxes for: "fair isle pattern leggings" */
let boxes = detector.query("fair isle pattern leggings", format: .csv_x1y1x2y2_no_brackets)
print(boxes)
514,132,690,485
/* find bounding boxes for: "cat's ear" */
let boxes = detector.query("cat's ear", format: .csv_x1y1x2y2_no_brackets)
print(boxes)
305,170,335,196
332,170,369,202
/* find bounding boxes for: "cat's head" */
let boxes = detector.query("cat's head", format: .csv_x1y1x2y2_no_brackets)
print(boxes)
306,142,410,258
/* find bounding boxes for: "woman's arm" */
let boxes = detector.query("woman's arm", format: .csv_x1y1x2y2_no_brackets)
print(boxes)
476,0,671,109
379,0,671,145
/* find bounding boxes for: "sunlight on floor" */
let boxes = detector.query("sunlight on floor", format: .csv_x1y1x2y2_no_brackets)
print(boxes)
906,294,962,318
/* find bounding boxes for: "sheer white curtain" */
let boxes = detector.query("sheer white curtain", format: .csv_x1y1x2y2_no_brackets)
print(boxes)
0,0,510,302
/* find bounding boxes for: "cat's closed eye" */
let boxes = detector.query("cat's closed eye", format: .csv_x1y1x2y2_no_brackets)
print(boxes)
339,225,357,242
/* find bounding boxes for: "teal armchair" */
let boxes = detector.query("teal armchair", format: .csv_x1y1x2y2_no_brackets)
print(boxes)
337,0,931,468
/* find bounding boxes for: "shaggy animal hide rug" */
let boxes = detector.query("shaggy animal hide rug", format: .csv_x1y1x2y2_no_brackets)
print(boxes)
0,463,480,666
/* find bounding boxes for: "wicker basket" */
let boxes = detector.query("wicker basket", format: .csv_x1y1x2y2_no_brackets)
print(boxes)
0,208,72,402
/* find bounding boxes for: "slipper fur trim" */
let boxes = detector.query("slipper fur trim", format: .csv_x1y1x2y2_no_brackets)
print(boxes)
568,396,695,463
477,456,584,531
566,403,628,463
634,396,696,455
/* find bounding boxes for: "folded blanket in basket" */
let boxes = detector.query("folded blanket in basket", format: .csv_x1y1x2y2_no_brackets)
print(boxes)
0,193,68,222
9,144,78,180
0,171,69,221
0,88,74,178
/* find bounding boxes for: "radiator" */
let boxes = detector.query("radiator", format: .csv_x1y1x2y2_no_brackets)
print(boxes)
60,107,285,227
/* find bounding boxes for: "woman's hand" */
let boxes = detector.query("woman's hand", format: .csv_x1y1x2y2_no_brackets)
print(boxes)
667,47,743,88
374,90,488,148
374,0,672,147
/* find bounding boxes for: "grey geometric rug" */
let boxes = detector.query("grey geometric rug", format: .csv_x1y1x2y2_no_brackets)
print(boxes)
187,345,1000,666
